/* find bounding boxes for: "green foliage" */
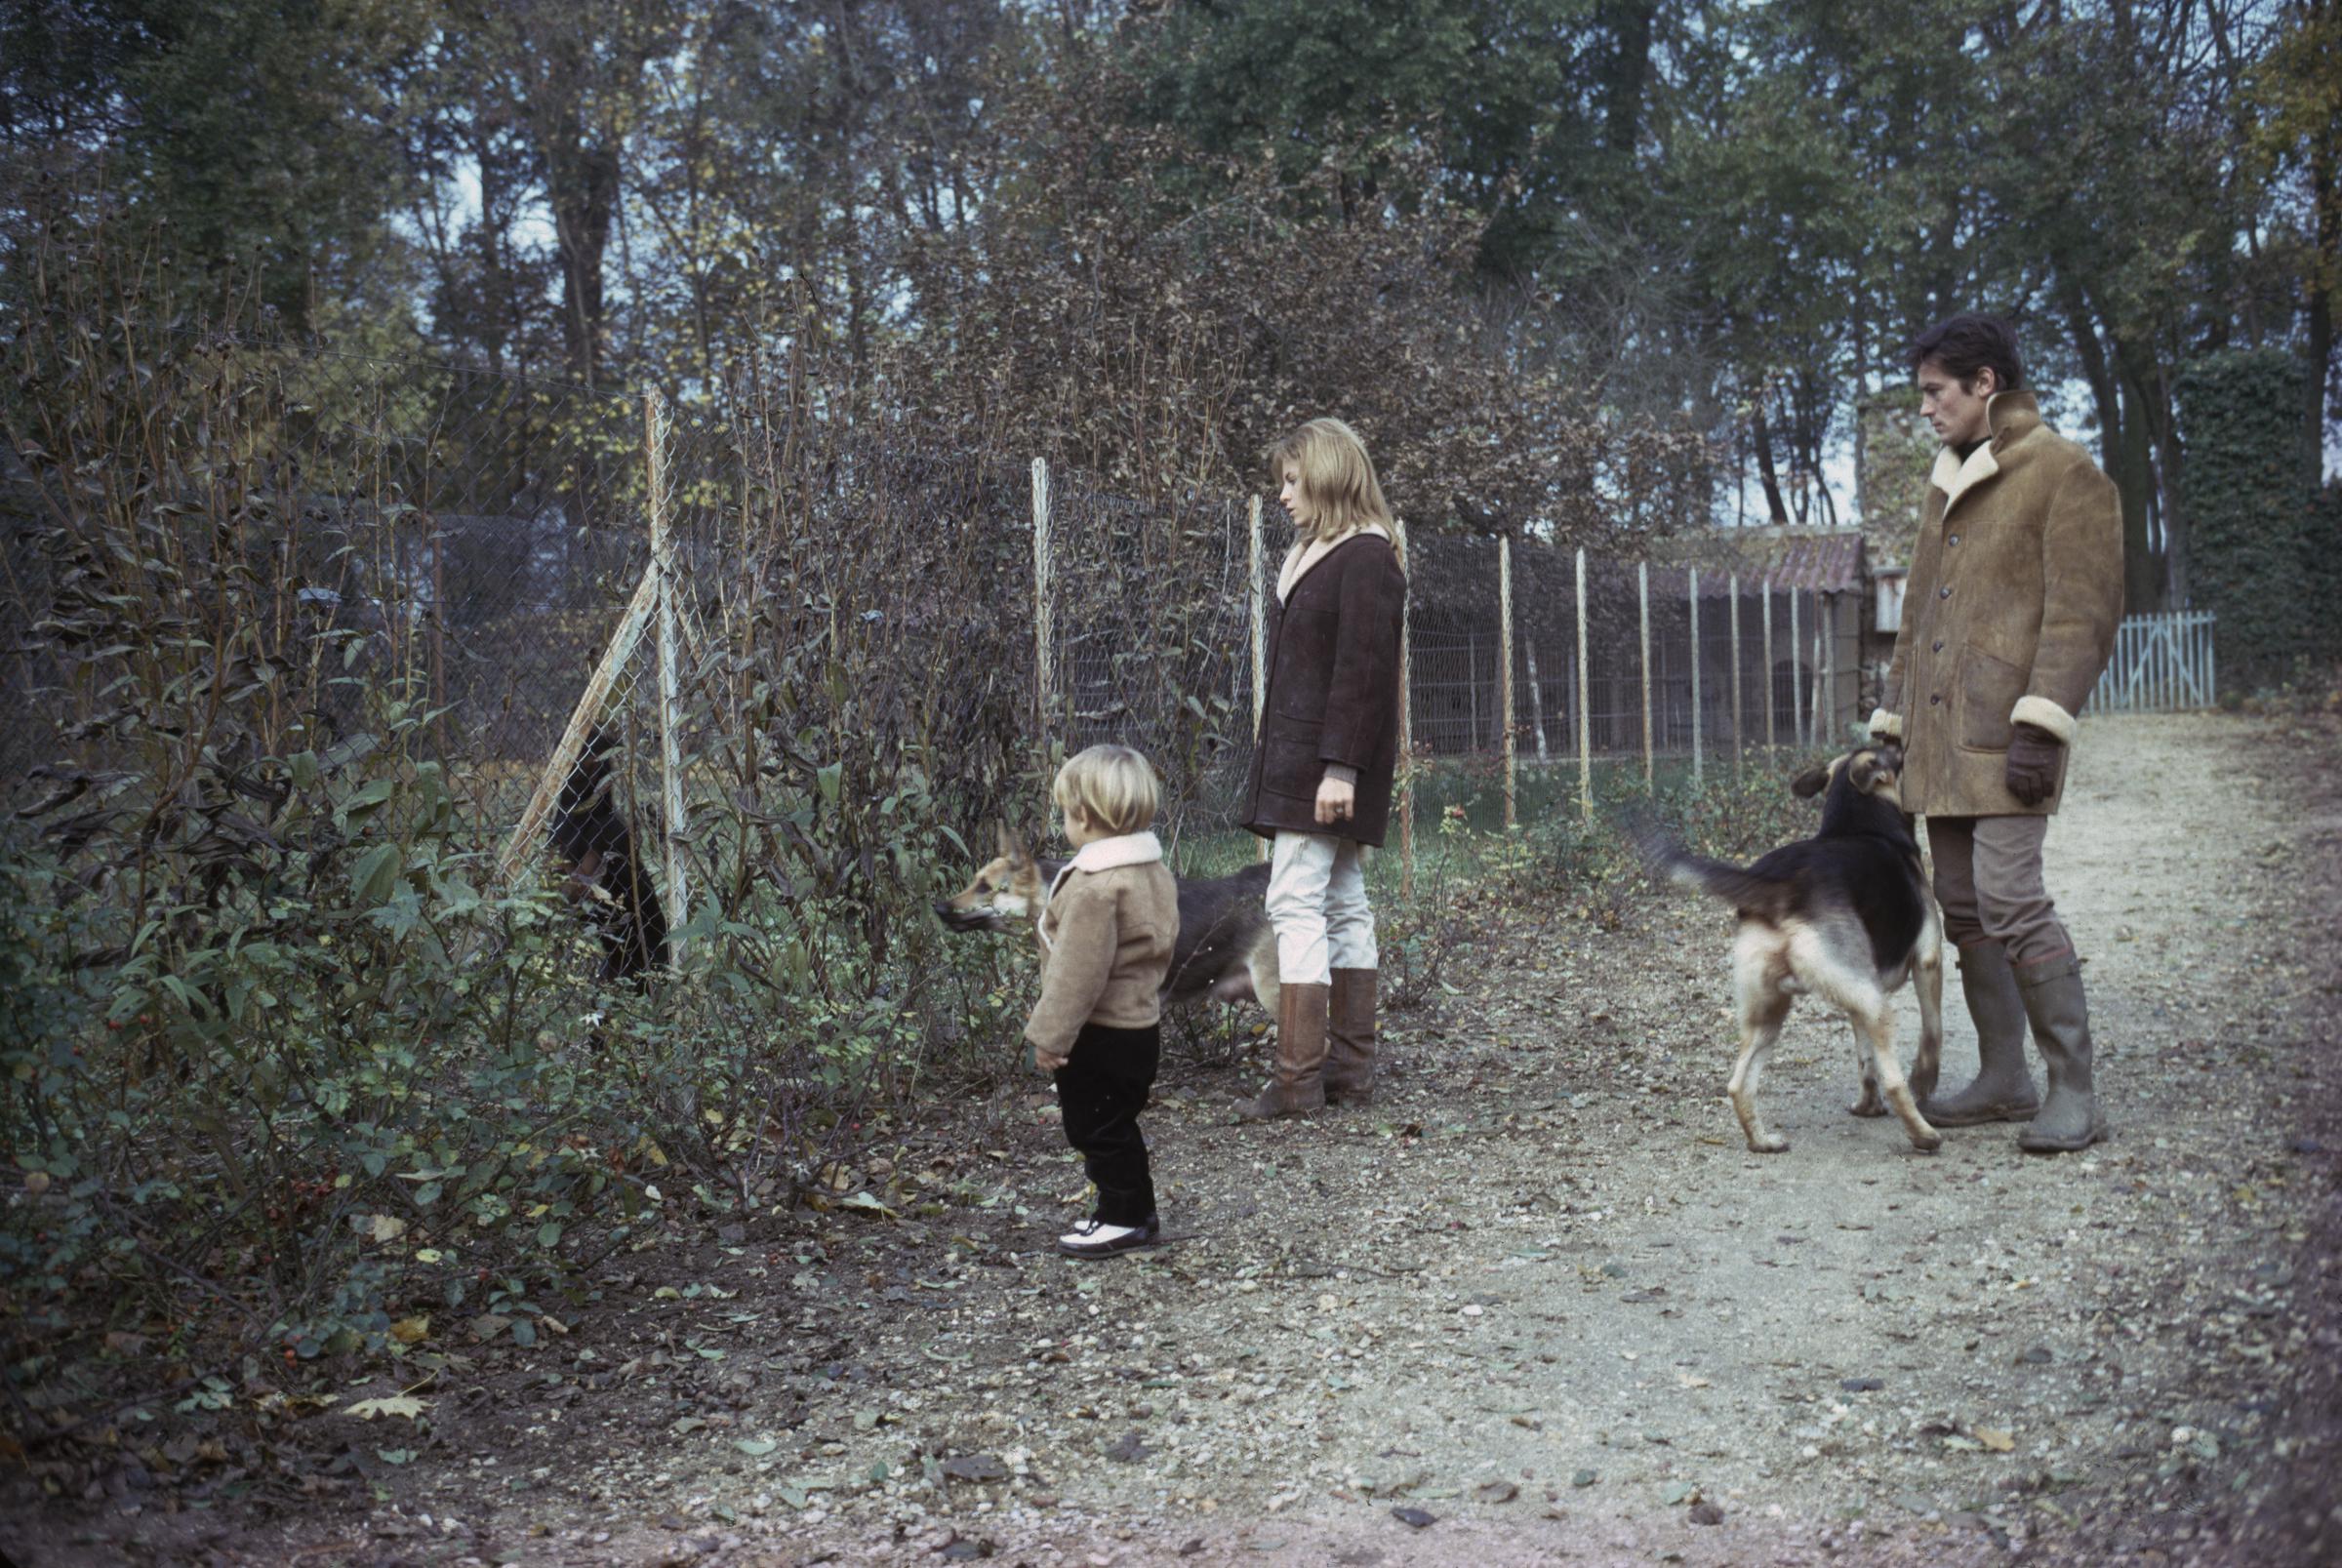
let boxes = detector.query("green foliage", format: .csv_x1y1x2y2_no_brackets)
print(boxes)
2177,349,2322,687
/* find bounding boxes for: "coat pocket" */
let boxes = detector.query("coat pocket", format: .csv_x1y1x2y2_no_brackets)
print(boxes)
1263,727,1325,797
1957,649,2024,750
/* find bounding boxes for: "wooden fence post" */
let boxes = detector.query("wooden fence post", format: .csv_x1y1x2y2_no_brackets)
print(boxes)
1638,559,1654,790
1689,567,1703,786
1576,546,1592,828
1501,534,1516,829
1818,594,1835,744
1761,578,1776,751
1248,496,1266,741
1031,457,1053,743
1729,572,1743,779
1397,516,1415,898
1250,496,1270,863
645,387,688,962
1789,584,1804,747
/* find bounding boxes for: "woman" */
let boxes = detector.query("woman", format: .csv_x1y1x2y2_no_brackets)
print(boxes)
1236,417,1407,1120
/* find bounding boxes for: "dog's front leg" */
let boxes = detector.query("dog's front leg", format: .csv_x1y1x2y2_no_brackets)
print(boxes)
1858,1007,1941,1153
1848,1021,1888,1117
1907,928,1946,1106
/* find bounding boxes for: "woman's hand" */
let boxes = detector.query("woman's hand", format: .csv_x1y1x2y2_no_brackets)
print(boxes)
1314,775,1355,825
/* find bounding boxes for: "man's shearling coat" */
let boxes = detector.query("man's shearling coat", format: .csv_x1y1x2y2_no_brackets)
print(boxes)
1871,390,2123,818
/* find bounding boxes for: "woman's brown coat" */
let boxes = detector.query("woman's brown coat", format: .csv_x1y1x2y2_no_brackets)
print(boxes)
1240,534,1407,846
1874,391,2123,818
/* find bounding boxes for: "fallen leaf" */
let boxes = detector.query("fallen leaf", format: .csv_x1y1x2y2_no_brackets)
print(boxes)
1474,1481,1518,1504
736,1437,778,1457
942,1454,1010,1483
366,1215,408,1244
1974,1427,2016,1453
1676,1373,1712,1389
388,1315,428,1345
1390,1507,1436,1529
345,1396,426,1421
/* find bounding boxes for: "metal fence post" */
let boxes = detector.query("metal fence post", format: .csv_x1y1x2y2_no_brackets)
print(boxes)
645,387,688,963
1501,534,1516,829
1576,546,1592,828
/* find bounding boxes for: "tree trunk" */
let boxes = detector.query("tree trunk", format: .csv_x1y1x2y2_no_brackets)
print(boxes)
1753,398,1790,525
2060,279,2162,613
2308,100,2336,483
549,133,619,388
1601,0,1656,155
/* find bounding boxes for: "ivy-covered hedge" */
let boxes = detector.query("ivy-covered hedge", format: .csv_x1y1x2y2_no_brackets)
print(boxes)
2176,350,2322,688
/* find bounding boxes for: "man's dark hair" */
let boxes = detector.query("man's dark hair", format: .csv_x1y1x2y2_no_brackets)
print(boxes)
1907,313,2025,391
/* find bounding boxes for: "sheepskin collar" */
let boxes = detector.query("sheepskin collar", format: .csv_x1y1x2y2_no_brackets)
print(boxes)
1277,523,1395,603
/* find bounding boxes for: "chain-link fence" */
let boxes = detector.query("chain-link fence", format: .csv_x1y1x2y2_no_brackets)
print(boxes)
3,338,1880,927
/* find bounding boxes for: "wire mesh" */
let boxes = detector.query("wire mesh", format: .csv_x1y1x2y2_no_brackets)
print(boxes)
2,335,1886,909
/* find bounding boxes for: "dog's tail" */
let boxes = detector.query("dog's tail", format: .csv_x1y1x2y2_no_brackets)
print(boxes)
1620,808,1797,920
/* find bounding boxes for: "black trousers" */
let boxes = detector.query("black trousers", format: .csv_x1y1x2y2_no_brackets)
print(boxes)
1053,1021,1159,1226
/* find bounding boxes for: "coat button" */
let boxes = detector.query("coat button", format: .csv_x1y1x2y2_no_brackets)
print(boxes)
1948,534,1959,546
1939,585,1952,598
1932,640,1945,653
1930,694,1941,705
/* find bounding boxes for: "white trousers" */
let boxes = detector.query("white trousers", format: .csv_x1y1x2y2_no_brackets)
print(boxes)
1267,832,1377,986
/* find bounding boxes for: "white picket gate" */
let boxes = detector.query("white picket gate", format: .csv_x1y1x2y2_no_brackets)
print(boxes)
2086,610,2217,713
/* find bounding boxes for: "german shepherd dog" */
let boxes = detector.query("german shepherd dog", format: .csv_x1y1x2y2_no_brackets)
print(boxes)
1638,744,1945,1155
934,826,1281,1013
546,729,670,986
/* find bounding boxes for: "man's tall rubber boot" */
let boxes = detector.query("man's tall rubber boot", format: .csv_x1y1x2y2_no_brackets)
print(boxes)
1235,982,1329,1120
1918,942,2042,1126
2016,955,2107,1153
1323,968,1377,1106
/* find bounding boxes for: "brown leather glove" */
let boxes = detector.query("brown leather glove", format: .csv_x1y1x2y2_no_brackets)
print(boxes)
2004,721,2063,806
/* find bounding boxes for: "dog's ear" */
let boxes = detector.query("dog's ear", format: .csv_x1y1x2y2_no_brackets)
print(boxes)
1790,759,1836,799
997,822,1032,867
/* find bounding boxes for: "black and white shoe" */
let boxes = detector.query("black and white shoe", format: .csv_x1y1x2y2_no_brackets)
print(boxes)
1056,1213,1160,1260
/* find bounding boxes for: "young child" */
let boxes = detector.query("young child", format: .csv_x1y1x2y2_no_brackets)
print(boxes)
1025,744,1181,1259
1236,417,1407,1119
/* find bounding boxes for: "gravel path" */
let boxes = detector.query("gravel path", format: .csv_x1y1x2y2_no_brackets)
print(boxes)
12,711,2339,1567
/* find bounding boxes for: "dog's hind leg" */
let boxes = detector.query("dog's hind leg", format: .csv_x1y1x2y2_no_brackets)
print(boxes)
1908,909,1947,1105
1727,938,1794,1153
1245,928,1281,1021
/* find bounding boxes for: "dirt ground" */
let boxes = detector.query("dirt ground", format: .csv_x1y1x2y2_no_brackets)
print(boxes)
9,710,2341,1568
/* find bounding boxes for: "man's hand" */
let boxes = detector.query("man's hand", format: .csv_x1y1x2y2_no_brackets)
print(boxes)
2004,722,2063,806
1314,776,1356,826
1030,1042,1070,1074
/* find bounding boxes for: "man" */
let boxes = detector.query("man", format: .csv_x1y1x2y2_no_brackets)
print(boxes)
1871,314,2123,1153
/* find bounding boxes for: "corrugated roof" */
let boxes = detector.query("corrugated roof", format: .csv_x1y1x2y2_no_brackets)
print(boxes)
1644,527,1870,595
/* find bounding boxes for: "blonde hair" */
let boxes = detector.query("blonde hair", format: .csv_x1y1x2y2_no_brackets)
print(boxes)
1052,744,1160,837
1269,417,1400,561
